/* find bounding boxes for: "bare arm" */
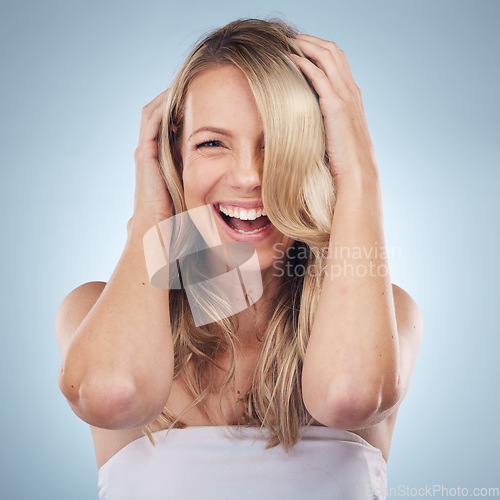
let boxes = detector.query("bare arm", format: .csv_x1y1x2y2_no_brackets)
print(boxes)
293,36,422,429
56,90,175,430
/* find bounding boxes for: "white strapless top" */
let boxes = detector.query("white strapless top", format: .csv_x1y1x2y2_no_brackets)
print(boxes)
97,425,387,499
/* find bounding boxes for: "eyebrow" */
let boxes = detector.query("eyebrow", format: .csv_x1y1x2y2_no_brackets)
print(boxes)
188,127,233,140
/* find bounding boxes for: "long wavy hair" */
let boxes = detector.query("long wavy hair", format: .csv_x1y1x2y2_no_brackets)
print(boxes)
143,18,335,451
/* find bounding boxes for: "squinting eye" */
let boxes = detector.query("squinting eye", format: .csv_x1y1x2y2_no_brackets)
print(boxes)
196,140,222,149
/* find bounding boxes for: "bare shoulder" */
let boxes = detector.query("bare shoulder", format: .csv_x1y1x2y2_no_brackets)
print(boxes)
55,281,107,356
391,283,423,399
392,283,423,339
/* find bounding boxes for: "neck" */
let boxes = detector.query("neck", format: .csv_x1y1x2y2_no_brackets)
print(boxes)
233,266,284,348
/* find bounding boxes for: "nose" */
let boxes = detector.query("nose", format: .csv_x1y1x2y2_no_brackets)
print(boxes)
228,148,263,194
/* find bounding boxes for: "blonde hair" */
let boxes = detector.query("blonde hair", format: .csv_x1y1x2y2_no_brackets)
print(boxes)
144,18,335,451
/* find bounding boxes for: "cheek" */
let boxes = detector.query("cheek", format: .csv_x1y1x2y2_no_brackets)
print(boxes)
182,162,215,209
182,169,201,208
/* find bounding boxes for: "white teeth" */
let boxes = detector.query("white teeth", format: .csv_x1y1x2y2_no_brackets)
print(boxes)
219,204,266,221
235,222,271,234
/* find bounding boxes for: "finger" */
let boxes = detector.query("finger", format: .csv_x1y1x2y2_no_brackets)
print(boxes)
139,92,168,141
298,35,357,98
296,35,360,98
145,88,169,111
294,37,351,102
296,35,352,77
296,35,366,132
139,90,169,144
290,54,345,114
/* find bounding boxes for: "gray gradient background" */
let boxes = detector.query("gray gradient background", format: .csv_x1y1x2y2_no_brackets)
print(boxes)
1,0,498,499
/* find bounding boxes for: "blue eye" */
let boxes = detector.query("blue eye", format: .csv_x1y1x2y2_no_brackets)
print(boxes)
196,140,222,148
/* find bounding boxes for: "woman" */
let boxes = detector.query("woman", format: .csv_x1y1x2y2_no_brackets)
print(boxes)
56,18,422,499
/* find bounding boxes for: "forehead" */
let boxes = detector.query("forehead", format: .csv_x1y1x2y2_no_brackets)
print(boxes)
183,65,262,131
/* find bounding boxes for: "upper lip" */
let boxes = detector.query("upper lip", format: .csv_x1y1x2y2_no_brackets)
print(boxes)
215,201,264,209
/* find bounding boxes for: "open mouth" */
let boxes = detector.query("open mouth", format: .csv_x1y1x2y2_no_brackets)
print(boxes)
215,203,271,235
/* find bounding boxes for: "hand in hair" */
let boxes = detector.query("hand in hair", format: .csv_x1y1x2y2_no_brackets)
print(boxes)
131,89,173,229
291,35,378,182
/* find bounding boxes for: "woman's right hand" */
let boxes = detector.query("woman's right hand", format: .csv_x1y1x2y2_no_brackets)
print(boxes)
131,89,173,229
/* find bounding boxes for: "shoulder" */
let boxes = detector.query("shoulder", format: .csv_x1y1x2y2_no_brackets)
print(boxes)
392,284,422,332
391,283,423,400
391,284,423,351
55,281,107,332
55,281,107,355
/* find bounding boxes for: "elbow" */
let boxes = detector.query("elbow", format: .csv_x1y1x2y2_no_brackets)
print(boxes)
58,364,87,410
58,366,167,429
304,379,401,429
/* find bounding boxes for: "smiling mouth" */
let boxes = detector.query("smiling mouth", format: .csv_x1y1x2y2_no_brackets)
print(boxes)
216,203,271,235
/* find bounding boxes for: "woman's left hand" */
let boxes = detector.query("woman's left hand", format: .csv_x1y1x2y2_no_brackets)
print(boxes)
292,34,378,182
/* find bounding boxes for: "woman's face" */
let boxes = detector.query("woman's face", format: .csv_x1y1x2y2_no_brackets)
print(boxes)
179,64,293,272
